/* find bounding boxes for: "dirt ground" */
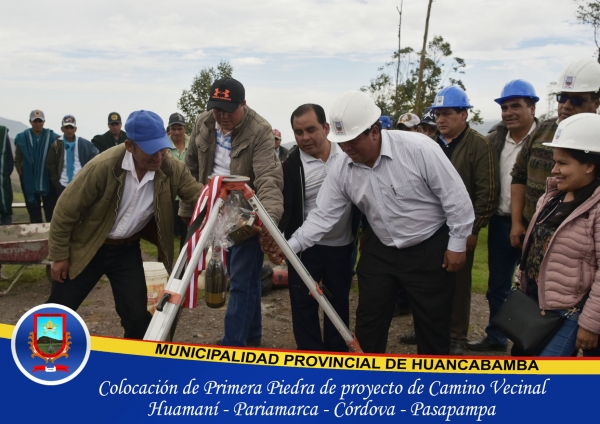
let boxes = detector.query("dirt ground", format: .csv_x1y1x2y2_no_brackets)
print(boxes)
0,259,506,356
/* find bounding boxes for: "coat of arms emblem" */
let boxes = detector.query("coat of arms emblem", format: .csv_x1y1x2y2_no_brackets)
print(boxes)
29,313,72,372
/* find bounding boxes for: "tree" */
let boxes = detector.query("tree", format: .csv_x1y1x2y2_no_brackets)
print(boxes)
538,82,559,121
362,35,483,125
575,0,600,63
414,0,434,116
178,60,233,133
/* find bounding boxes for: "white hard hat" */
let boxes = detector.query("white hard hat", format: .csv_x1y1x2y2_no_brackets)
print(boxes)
543,113,600,153
329,91,382,143
556,59,600,93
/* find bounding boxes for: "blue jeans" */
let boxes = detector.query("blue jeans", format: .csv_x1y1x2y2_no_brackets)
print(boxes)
485,215,521,345
539,310,580,356
222,236,263,347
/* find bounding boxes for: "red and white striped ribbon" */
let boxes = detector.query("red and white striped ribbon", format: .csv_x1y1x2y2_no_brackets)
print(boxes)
184,176,226,308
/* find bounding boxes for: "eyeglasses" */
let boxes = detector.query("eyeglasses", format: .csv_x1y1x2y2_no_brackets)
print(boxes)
556,94,593,107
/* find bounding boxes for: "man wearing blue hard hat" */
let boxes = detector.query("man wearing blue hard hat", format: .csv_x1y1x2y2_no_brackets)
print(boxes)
468,80,539,352
511,59,600,250
429,85,499,355
46,110,202,339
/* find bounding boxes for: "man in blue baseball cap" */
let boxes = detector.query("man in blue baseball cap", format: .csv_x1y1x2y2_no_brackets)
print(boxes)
46,110,202,339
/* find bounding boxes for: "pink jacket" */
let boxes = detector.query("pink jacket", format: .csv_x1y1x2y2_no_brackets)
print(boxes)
518,177,600,334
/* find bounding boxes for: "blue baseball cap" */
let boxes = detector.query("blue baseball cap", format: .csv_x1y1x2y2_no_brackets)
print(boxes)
124,110,172,155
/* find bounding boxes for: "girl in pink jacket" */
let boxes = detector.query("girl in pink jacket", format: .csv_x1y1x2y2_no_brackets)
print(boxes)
516,113,600,356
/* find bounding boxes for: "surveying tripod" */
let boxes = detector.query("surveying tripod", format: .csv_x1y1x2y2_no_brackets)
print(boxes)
143,176,362,353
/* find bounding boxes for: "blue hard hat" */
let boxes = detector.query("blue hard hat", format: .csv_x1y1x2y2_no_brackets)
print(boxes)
494,79,540,104
378,115,393,129
430,86,472,109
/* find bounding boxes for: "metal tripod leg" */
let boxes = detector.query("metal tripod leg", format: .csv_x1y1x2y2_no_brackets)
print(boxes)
144,175,361,352
246,194,363,353
144,197,224,341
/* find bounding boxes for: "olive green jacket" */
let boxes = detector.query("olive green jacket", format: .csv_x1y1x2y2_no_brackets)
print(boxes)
181,107,283,222
49,144,202,278
437,126,499,234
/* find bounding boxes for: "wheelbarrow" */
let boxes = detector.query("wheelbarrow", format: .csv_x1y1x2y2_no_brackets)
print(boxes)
0,224,52,296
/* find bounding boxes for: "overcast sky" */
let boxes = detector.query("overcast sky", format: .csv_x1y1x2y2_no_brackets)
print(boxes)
1,0,596,142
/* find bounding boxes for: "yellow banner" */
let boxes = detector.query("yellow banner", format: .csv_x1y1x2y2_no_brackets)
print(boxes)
2,323,598,374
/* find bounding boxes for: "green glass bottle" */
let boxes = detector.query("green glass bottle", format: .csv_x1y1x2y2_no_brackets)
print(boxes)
205,248,226,308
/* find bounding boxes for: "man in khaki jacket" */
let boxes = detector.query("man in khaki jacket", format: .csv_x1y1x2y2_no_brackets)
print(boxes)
183,77,283,347
47,110,202,339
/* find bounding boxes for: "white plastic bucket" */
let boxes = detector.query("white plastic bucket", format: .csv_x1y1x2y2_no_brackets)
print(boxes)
144,262,168,315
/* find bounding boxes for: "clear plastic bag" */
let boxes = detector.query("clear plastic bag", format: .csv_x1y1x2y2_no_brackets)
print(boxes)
208,190,256,250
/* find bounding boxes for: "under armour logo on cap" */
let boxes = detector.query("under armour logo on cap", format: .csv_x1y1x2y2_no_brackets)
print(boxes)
212,88,231,100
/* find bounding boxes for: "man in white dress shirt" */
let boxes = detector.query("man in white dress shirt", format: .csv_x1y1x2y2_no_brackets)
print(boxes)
263,91,474,354
47,110,202,339
278,103,359,352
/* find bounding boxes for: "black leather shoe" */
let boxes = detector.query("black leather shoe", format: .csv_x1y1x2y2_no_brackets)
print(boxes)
399,330,417,345
466,337,507,352
449,341,464,355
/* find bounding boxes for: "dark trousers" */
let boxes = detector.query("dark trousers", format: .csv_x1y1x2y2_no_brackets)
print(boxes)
288,243,354,352
25,184,58,223
56,184,66,196
450,249,475,343
485,215,521,345
47,241,152,339
356,226,455,354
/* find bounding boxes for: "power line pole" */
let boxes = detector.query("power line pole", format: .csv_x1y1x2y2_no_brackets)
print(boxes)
395,1,404,89
414,0,434,115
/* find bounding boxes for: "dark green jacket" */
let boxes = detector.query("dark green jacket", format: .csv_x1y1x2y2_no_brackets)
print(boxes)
92,130,127,153
49,144,202,278
437,126,499,234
